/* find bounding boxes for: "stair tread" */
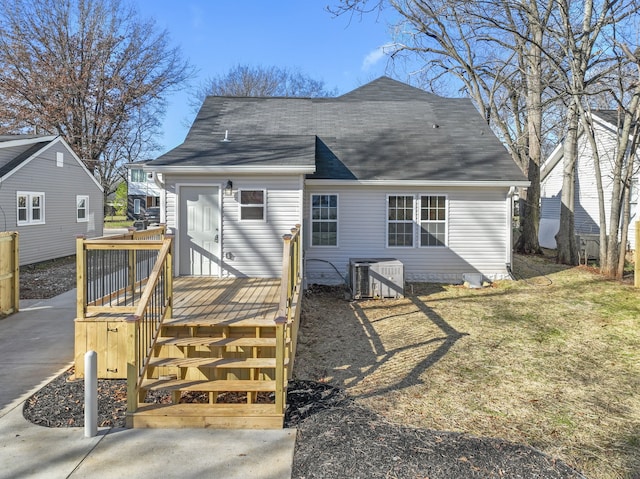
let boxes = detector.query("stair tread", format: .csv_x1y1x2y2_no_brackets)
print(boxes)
148,356,283,369
157,336,276,348
141,378,277,392
163,317,278,328
132,402,283,416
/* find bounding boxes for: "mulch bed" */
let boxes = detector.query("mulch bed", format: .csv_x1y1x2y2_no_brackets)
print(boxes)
23,372,586,479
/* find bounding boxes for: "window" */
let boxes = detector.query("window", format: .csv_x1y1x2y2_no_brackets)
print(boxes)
388,195,414,247
130,169,147,182
420,195,447,247
134,198,141,215
77,195,89,222
56,152,63,167
17,192,45,226
311,194,338,246
239,190,265,221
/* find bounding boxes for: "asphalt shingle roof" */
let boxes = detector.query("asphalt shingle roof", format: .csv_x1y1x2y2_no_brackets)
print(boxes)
150,77,526,182
0,141,50,178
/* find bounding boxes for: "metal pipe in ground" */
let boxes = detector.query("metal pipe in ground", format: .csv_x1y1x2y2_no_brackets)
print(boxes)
84,350,97,437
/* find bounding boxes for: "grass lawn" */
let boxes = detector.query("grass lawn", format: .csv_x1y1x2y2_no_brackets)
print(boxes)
104,214,133,228
296,252,640,479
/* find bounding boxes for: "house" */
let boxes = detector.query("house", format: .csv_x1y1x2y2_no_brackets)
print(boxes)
145,77,529,286
539,110,639,253
0,135,103,265
125,160,162,219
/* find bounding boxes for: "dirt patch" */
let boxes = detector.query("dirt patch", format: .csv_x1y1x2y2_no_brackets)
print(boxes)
19,255,76,299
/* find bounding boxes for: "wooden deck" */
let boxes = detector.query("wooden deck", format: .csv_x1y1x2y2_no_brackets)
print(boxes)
170,277,281,326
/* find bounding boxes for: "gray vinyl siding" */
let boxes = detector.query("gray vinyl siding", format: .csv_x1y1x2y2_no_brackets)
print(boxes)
0,141,103,265
540,119,638,248
163,174,303,277
304,185,511,284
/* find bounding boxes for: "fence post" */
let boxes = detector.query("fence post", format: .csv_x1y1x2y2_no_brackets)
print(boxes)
76,235,86,320
12,232,19,313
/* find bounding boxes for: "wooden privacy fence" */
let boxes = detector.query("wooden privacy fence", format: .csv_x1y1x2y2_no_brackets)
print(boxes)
0,231,19,316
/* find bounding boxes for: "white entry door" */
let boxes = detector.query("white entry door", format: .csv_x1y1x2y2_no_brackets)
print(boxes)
179,186,219,275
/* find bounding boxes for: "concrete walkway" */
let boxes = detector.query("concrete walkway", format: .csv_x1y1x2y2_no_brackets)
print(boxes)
0,291,296,479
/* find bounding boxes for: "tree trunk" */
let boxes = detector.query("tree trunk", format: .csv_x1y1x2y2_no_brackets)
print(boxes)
555,101,579,265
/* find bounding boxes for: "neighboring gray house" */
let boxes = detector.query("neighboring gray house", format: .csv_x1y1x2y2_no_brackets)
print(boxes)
539,110,639,252
125,160,162,219
0,135,103,265
145,77,529,285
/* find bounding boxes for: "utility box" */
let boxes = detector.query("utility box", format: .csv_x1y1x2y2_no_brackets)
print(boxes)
349,258,404,299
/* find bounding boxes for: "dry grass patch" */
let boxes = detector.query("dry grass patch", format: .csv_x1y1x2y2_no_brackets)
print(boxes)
294,254,640,479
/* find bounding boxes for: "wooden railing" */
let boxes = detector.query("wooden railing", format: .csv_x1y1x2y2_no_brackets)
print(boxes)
76,226,167,319
125,237,174,414
275,225,302,415
0,231,19,316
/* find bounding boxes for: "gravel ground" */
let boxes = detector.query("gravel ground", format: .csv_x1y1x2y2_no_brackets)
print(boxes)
18,256,587,479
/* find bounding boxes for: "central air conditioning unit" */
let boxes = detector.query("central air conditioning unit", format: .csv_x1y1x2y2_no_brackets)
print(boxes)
349,258,404,299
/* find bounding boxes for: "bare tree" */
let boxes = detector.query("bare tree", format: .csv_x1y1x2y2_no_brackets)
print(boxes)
0,0,192,204
190,65,337,111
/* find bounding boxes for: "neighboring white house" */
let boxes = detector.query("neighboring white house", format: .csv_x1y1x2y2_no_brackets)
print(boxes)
0,135,103,265
539,110,639,252
125,160,162,220
145,77,529,285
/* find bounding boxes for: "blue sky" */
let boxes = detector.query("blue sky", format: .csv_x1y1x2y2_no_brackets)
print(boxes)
135,1,401,155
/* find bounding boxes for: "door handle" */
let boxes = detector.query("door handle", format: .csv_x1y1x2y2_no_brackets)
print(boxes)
214,234,219,243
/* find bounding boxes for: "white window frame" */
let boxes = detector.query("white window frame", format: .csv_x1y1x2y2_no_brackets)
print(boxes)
418,194,448,248
76,195,89,222
310,193,339,247
17,191,45,226
134,198,141,215
131,169,146,182
238,189,266,221
387,194,415,248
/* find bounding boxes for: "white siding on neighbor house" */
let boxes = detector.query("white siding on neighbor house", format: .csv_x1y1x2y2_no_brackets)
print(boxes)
304,184,511,285
0,141,103,265
540,120,639,249
163,174,303,277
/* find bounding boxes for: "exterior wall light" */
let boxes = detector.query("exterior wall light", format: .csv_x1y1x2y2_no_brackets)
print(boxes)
225,180,233,196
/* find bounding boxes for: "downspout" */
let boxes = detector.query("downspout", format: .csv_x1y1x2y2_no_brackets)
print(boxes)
506,186,517,280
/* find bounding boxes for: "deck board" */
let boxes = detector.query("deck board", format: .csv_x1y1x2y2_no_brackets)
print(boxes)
168,277,281,327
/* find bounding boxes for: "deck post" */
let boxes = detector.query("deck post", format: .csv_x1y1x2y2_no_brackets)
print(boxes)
274,315,287,416
127,227,136,299
125,315,140,417
76,235,86,320
166,235,174,318
279,234,292,310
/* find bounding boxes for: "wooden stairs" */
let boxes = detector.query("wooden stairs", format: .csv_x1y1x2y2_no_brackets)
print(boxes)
126,316,289,429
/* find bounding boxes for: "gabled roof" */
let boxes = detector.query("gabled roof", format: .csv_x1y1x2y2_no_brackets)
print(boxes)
148,77,527,184
0,135,103,190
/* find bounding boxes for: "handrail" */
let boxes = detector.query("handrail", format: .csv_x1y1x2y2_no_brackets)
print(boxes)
76,226,167,320
125,236,174,414
275,224,302,415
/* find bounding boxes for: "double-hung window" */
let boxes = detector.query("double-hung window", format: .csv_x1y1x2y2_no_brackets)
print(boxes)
77,195,89,222
131,169,147,182
311,194,338,246
239,190,266,221
387,195,414,247
17,192,45,226
419,195,447,247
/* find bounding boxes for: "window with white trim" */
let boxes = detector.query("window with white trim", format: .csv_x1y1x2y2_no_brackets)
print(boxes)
130,169,147,182
239,190,266,221
387,195,414,247
419,195,447,247
17,192,45,226
77,195,89,222
134,198,141,215
311,194,338,246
